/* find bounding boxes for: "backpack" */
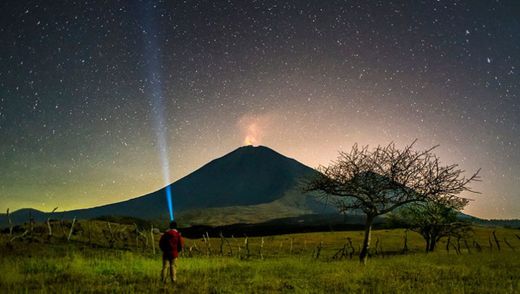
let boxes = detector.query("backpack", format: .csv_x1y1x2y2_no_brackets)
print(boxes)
159,230,183,253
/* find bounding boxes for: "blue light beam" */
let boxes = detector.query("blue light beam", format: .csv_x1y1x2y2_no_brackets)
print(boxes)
165,186,174,221
141,1,175,221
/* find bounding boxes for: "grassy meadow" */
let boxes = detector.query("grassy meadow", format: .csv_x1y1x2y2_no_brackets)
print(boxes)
0,221,519,293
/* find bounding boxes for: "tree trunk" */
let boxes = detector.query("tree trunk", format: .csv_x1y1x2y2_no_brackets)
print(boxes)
424,236,431,252
359,215,374,264
428,237,437,252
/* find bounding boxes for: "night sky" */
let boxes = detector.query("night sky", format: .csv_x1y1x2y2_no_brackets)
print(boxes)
1,0,519,219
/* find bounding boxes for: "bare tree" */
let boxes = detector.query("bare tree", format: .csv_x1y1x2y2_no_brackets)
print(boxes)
305,141,479,263
387,201,471,252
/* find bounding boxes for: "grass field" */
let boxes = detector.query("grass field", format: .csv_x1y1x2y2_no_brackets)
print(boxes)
1,222,519,293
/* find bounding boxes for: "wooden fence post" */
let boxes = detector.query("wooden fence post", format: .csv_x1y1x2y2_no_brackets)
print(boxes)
260,237,265,259
492,231,501,251
46,207,58,239
67,218,76,241
315,241,323,259
207,232,212,256
87,221,92,245
6,208,13,238
139,231,149,251
202,232,212,256
225,236,233,256
150,225,156,255
219,232,225,256
232,235,241,258
134,223,140,249
244,237,250,259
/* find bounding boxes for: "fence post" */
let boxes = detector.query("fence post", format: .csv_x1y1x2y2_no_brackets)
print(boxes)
67,217,76,242
150,225,156,255
205,232,212,256
6,208,13,238
244,237,250,259
232,235,241,259
46,207,58,240
315,241,323,259
224,236,233,256
492,231,501,251
260,237,265,259
134,224,140,249
87,221,92,245
140,231,149,251
219,232,225,256
202,234,207,256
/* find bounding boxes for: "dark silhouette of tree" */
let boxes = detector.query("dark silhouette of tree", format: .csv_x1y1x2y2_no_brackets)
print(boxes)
387,201,472,252
305,140,480,264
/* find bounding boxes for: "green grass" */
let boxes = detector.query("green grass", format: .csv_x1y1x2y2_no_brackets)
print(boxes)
1,224,519,293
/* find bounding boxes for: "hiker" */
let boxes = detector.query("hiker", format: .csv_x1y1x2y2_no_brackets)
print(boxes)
159,221,184,283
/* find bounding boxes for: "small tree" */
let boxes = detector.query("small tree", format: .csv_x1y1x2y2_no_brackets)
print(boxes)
305,141,479,263
387,201,471,252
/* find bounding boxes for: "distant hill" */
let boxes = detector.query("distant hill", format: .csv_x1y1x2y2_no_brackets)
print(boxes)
460,215,520,228
1,145,335,226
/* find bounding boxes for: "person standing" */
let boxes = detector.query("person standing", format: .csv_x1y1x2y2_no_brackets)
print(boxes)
159,221,184,284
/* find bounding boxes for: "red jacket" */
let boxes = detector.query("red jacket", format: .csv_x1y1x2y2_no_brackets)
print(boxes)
159,229,184,259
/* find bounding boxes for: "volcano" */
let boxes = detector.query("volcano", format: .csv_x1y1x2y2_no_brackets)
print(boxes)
3,146,334,226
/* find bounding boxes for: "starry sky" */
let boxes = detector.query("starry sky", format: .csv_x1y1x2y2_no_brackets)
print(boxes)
0,0,519,219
